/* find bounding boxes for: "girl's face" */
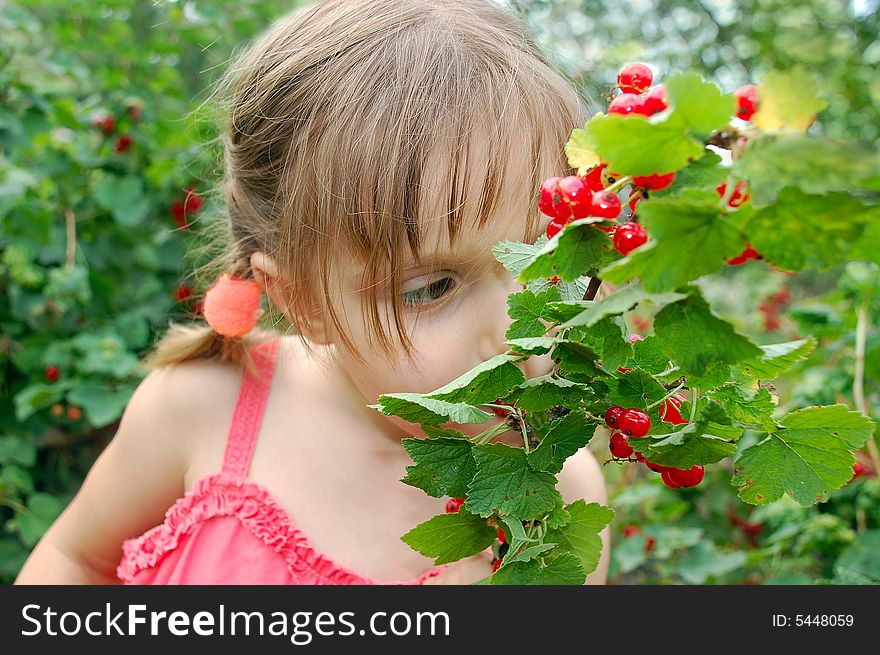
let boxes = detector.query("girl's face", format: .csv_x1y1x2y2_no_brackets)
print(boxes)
325,198,557,443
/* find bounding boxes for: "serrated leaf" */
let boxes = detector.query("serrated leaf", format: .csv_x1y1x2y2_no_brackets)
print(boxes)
570,317,633,372
528,275,591,302
507,374,594,413
528,410,595,474
601,195,749,292
493,240,545,277
518,218,615,284
560,284,687,329
677,542,748,584
630,336,671,375
505,542,559,565
92,175,150,227
709,386,776,429
544,494,573,529
371,394,493,426
552,340,604,381
743,189,878,271
506,336,558,355
661,150,728,197
654,290,762,377
734,135,880,206
67,384,135,427
425,354,526,406
565,127,600,172
664,72,736,135
401,436,476,498
465,444,561,520
634,426,739,468
490,550,586,585
731,405,875,505
605,370,668,410
545,500,614,575
506,288,560,340
752,69,828,133
401,510,497,565
739,338,816,378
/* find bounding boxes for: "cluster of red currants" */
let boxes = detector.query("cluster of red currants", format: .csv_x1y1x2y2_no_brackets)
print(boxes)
605,400,705,489
538,63,764,272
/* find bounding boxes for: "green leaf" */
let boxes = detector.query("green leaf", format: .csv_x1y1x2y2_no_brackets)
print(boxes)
630,336,672,375
834,531,880,585
92,175,150,227
371,393,493,426
18,492,64,548
600,195,749,292
664,72,736,135
734,135,880,206
544,500,614,575
559,284,687,329
677,542,748,584
401,437,476,499
654,290,762,377
400,510,497,565
67,384,135,427
517,218,615,284
661,150,728,197
709,386,777,430
493,239,544,278
506,288,560,340
744,189,878,271
584,114,703,177
425,354,526,406
634,425,739,469
551,340,604,381
605,370,668,411
0,436,36,467
752,68,828,133
507,374,594,413
465,444,561,520
504,543,558,565
569,317,633,372
13,382,66,422
528,410,595,474
732,405,875,505
739,338,816,378
506,336,558,355
490,550,586,585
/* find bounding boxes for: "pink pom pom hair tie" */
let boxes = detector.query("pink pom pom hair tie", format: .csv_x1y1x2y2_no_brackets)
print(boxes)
202,273,263,337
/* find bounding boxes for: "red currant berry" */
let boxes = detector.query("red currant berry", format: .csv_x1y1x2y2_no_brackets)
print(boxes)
666,465,705,488
609,431,634,459
580,164,606,192
114,134,133,153
558,176,593,219
628,190,641,214
445,497,465,513
645,459,665,473
617,63,653,94
608,93,649,117
613,223,648,256
716,181,750,207
633,451,646,463
538,176,562,217
497,528,506,543
50,403,64,417
590,190,622,219
735,84,758,121
661,468,682,488
546,217,568,239
645,536,656,553
173,284,193,303
492,559,502,573
852,462,867,479
619,408,651,438
183,187,203,214
547,275,561,284
661,397,688,425
632,171,676,191
44,366,60,383
67,405,83,421
94,114,115,135
605,405,625,429
622,525,641,538
727,243,761,266
642,84,668,115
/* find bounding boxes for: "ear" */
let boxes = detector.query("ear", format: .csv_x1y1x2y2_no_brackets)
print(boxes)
249,251,334,346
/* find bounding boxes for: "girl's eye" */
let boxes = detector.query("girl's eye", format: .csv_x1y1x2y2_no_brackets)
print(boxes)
402,276,456,308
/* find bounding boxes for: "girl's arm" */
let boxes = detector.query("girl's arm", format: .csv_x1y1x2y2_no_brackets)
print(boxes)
14,364,206,584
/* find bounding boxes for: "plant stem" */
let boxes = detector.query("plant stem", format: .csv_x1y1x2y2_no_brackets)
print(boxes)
854,296,880,472
689,388,698,423
646,383,686,411
604,175,633,195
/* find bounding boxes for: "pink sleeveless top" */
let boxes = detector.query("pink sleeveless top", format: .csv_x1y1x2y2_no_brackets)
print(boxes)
116,339,448,585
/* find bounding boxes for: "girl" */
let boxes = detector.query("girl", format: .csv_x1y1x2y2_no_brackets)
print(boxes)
15,0,609,585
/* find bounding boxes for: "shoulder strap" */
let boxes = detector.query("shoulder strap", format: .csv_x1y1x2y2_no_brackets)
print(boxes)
221,338,281,477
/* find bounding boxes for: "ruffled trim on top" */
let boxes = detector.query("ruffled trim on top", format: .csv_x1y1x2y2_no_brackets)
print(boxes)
116,472,448,585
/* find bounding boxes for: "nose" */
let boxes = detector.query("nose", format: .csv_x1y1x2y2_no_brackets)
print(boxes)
476,272,554,380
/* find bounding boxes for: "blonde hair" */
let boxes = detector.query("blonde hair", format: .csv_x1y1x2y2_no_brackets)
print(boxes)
143,0,593,376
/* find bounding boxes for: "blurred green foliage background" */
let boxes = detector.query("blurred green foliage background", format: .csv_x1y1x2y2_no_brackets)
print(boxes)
1,0,878,584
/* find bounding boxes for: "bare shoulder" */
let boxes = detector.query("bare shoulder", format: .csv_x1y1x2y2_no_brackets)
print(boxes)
556,440,608,507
